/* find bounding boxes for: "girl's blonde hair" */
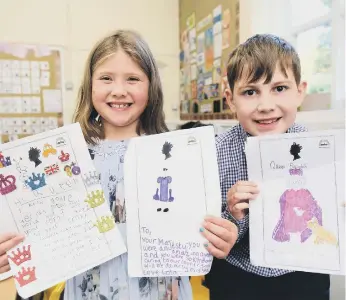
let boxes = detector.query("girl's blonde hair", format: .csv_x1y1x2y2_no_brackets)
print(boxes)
73,30,168,145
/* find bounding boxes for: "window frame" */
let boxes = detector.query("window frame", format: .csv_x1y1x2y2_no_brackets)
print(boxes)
289,0,345,110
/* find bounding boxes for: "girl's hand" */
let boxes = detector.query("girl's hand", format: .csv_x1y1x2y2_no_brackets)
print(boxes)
200,216,238,259
0,233,25,274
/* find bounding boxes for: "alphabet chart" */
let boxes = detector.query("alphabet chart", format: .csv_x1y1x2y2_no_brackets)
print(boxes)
124,126,221,277
0,123,126,298
246,129,345,275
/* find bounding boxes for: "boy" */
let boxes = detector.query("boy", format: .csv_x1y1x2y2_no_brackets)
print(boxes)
204,34,330,300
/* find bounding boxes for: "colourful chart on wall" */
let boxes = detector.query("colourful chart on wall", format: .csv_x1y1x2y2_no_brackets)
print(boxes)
179,1,240,120
0,42,64,144
246,129,345,275
0,123,126,298
125,126,221,277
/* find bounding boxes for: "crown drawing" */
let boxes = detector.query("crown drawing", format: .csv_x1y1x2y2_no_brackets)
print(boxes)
289,167,303,176
14,266,37,287
187,136,197,145
8,245,32,266
94,215,115,233
85,190,105,208
319,139,330,148
25,173,46,191
0,174,17,195
82,171,101,187
56,137,66,147
58,150,70,162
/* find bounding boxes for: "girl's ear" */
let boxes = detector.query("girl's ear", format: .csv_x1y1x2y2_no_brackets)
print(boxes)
225,88,236,113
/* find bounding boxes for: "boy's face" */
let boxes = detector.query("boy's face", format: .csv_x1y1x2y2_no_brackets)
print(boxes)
226,64,306,136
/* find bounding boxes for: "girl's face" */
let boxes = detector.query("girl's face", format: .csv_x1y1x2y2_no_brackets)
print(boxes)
92,49,149,138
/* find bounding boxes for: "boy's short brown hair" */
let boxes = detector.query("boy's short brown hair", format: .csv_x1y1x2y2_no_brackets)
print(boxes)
227,34,301,92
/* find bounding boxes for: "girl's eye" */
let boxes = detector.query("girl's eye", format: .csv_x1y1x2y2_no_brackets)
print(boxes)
101,76,112,82
128,77,139,82
275,85,288,92
243,89,256,96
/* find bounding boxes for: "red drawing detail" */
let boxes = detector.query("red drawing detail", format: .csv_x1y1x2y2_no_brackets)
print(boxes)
44,164,60,175
8,245,32,266
58,150,70,162
14,267,37,287
0,174,17,195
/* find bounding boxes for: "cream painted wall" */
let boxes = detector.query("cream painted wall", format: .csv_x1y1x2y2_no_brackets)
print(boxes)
0,0,180,123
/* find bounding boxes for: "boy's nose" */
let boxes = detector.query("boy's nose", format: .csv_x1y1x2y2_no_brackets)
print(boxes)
257,97,275,112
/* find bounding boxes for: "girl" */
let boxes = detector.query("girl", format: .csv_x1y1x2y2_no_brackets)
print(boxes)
0,30,237,300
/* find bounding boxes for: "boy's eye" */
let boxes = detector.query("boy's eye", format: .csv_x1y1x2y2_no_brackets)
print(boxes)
275,85,288,92
243,89,256,96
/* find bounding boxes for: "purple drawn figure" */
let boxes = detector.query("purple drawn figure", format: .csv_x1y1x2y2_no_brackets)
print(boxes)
153,168,174,212
272,167,323,243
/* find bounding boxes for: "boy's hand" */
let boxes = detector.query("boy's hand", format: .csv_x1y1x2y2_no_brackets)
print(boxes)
0,233,25,274
227,181,259,220
200,216,238,259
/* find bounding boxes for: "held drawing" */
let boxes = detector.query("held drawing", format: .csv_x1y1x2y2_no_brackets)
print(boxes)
153,168,174,212
0,124,127,297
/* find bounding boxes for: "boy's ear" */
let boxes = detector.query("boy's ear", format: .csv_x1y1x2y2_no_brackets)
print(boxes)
225,88,236,112
297,81,307,106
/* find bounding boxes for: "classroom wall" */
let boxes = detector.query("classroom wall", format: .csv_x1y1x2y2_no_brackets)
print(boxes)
0,0,180,124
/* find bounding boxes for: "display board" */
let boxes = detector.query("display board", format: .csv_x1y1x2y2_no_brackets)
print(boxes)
0,42,64,144
179,0,239,120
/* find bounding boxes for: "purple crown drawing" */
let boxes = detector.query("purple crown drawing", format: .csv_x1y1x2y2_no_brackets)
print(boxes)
0,174,17,195
289,167,303,176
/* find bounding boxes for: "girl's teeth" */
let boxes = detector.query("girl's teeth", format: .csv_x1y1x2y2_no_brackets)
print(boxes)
110,104,129,108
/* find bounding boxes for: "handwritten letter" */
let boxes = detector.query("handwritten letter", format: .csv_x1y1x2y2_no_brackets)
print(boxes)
0,123,126,298
125,127,221,277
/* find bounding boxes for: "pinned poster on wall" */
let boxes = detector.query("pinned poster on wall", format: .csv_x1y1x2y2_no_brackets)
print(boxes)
0,42,64,144
179,1,238,120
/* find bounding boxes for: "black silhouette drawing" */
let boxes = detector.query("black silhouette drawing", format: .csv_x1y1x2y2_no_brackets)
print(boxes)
162,141,173,160
139,277,156,298
88,148,95,160
290,142,302,161
28,147,42,167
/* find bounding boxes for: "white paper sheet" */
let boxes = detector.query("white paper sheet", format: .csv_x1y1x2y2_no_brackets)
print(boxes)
0,123,126,297
246,129,345,275
42,89,62,113
125,127,221,277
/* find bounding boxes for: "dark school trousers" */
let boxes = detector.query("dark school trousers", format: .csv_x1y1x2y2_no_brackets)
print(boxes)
204,258,330,300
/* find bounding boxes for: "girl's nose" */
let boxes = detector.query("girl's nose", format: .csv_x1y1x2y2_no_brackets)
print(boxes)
110,82,127,97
